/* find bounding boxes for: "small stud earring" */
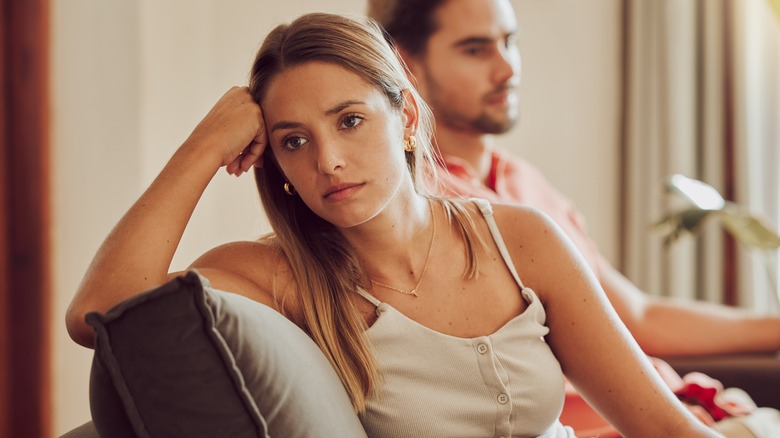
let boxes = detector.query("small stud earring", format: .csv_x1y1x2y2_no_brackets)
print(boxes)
283,182,296,196
404,135,417,152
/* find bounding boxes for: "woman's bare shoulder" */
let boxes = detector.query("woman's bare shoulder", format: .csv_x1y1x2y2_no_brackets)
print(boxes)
186,237,301,319
489,202,560,238
194,237,282,264
487,202,585,292
445,199,557,251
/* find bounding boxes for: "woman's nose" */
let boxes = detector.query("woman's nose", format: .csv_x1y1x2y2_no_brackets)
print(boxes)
316,138,345,174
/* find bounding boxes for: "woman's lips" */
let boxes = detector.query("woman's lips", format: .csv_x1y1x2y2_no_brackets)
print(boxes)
323,182,364,201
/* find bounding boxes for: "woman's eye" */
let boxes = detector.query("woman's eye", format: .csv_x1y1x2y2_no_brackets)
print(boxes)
340,114,364,130
282,136,308,150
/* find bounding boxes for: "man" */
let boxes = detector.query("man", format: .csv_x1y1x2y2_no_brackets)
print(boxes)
369,0,780,436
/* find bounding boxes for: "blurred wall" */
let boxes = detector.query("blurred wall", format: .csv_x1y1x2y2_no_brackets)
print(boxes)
50,0,621,434
507,0,621,262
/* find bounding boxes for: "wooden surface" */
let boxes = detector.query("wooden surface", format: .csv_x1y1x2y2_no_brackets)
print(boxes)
1,0,51,436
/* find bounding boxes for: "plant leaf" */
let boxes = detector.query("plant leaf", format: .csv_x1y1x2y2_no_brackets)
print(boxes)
719,211,780,250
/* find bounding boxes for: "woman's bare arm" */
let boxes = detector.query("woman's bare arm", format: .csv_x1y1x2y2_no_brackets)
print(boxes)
495,204,722,437
66,87,267,347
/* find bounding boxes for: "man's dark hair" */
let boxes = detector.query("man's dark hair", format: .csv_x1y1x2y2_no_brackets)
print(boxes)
367,0,449,57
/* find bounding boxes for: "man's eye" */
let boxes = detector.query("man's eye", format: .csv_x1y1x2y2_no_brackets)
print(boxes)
464,46,487,56
283,136,308,150
340,114,364,129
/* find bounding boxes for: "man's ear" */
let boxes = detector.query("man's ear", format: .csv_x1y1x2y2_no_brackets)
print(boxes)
400,89,420,137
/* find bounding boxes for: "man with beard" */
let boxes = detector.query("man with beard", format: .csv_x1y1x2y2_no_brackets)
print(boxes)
369,0,780,436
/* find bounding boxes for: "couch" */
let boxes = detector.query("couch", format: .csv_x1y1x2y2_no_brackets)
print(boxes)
60,271,366,438
59,271,779,437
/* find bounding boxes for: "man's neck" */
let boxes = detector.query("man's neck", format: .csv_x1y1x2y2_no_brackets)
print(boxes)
434,126,493,183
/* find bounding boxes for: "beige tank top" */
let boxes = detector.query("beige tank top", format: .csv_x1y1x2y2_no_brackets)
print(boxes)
355,199,576,438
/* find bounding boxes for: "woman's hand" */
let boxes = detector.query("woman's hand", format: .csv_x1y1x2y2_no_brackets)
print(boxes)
185,86,268,177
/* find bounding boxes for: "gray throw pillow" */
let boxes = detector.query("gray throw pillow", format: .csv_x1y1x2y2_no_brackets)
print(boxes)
86,270,367,438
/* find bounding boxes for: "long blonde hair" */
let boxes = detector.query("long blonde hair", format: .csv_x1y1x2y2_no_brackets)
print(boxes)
248,13,481,412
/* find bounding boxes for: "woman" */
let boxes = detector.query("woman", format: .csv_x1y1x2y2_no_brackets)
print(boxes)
66,13,721,437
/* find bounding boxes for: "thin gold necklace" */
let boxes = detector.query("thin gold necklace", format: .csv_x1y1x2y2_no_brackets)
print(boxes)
370,200,436,297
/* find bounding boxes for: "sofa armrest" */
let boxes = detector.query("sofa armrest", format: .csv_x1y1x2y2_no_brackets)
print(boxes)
58,421,98,438
662,352,780,409
83,271,366,438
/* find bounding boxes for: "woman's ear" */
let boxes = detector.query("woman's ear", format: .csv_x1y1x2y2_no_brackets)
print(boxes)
400,89,420,138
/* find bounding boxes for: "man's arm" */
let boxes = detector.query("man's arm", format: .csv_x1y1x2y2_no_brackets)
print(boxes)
599,259,780,356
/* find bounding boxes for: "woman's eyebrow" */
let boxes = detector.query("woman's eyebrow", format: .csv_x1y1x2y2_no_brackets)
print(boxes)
270,121,303,133
324,100,365,116
270,100,366,133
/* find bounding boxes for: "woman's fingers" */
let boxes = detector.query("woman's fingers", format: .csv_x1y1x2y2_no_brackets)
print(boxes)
241,139,265,172
226,156,242,175
193,86,267,177
226,139,266,176
248,105,268,170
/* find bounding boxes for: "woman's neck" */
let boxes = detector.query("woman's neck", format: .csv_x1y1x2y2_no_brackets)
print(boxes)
344,196,435,284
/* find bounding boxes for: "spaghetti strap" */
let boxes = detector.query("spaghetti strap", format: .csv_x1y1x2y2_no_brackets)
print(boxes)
471,199,527,290
355,287,381,307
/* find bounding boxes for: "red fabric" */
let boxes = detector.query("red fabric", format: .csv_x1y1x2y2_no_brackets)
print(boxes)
674,372,756,421
677,381,731,421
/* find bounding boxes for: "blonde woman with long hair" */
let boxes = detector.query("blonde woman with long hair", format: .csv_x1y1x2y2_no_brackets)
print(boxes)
66,13,722,438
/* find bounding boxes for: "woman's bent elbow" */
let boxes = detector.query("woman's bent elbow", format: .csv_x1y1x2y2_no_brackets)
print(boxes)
65,301,96,348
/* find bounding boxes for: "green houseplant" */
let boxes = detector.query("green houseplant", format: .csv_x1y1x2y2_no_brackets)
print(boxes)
654,174,780,305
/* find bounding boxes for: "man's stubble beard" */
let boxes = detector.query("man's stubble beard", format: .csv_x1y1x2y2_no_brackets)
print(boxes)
471,108,518,134
425,79,519,135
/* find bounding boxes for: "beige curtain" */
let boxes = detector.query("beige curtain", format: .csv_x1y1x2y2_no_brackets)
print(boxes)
622,0,728,304
731,0,780,312
622,0,780,311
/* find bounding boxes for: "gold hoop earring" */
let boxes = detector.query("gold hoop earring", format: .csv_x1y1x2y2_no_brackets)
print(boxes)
283,182,296,196
403,135,417,152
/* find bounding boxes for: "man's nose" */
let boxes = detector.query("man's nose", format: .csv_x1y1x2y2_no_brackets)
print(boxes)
493,45,521,86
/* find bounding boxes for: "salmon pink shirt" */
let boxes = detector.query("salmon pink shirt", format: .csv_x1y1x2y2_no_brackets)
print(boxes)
435,149,605,279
